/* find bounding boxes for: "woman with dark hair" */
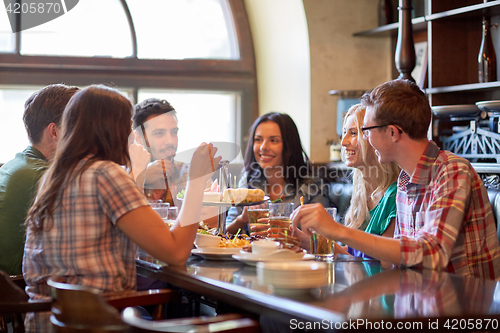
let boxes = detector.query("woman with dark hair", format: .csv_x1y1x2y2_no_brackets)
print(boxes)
226,112,330,234
22,85,220,332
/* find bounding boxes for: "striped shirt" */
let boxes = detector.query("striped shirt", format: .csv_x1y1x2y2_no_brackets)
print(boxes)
23,158,150,332
395,141,500,279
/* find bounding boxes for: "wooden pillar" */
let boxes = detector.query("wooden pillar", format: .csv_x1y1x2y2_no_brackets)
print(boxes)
395,0,416,82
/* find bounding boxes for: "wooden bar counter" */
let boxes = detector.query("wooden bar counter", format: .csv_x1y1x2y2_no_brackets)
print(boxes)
136,251,500,331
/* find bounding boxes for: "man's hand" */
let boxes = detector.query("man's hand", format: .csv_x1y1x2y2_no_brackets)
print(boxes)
291,203,341,239
135,160,174,189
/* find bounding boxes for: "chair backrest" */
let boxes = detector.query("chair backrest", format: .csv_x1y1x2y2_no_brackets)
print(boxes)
0,271,29,313
47,277,260,333
8,274,26,290
0,271,51,333
47,278,130,333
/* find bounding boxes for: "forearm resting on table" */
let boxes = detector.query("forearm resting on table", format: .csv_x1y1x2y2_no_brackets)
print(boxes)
336,226,401,264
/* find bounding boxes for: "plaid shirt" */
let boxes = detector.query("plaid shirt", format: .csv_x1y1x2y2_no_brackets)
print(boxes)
395,141,500,279
23,159,149,332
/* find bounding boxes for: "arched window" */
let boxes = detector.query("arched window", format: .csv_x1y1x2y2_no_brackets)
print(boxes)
0,0,256,163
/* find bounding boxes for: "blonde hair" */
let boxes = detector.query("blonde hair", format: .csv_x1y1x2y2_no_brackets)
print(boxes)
341,104,400,230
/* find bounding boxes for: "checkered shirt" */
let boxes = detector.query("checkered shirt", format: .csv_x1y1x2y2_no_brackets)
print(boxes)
23,159,149,332
395,141,500,279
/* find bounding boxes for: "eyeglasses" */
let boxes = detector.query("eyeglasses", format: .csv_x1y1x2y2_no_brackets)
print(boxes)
361,124,403,137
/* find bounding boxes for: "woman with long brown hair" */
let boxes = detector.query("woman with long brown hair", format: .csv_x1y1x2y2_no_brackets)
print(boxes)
22,85,220,332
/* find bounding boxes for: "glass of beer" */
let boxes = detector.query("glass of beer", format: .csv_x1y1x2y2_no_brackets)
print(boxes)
310,207,337,261
268,202,294,243
248,202,269,225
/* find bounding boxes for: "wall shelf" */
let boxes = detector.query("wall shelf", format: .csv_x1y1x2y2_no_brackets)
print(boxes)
354,0,500,166
354,1,500,38
353,17,426,37
426,81,500,94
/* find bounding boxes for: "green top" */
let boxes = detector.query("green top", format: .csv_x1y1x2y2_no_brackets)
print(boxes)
361,182,397,235
0,146,47,275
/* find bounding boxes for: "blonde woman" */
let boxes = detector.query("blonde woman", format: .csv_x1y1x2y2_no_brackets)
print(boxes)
292,104,399,257
339,103,400,257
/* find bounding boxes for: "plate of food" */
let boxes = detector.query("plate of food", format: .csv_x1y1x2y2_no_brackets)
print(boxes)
179,188,268,207
431,105,484,119
191,247,243,260
476,100,500,113
192,228,253,260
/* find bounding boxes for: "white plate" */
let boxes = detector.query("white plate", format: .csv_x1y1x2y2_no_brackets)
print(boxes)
191,247,242,261
179,196,269,208
476,100,500,113
232,250,314,266
431,104,483,119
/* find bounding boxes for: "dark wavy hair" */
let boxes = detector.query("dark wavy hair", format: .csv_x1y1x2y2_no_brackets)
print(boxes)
23,83,80,144
26,85,133,233
244,112,310,185
132,98,177,130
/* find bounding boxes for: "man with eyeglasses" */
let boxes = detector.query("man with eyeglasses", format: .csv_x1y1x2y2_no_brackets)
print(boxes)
292,79,500,279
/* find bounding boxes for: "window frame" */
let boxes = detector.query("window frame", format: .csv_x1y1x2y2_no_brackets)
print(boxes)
0,0,257,150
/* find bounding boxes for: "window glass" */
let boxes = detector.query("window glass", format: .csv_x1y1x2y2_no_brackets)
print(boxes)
0,87,41,163
0,86,133,164
137,89,239,157
127,0,239,60
20,0,132,57
0,9,15,53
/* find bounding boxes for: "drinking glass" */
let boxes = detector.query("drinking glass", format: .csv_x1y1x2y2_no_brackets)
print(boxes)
150,202,170,220
248,202,269,225
165,206,178,226
325,207,337,221
310,207,337,261
268,202,294,243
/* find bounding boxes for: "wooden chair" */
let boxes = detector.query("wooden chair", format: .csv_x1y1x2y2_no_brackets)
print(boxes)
0,271,175,333
48,278,178,332
48,278,261,333
0,271,51,333
121,307,261,333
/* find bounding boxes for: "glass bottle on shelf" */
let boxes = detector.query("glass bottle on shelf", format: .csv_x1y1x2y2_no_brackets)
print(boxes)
478,16,497,83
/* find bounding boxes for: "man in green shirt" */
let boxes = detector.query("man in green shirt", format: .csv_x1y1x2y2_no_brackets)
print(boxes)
0,84,79,275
